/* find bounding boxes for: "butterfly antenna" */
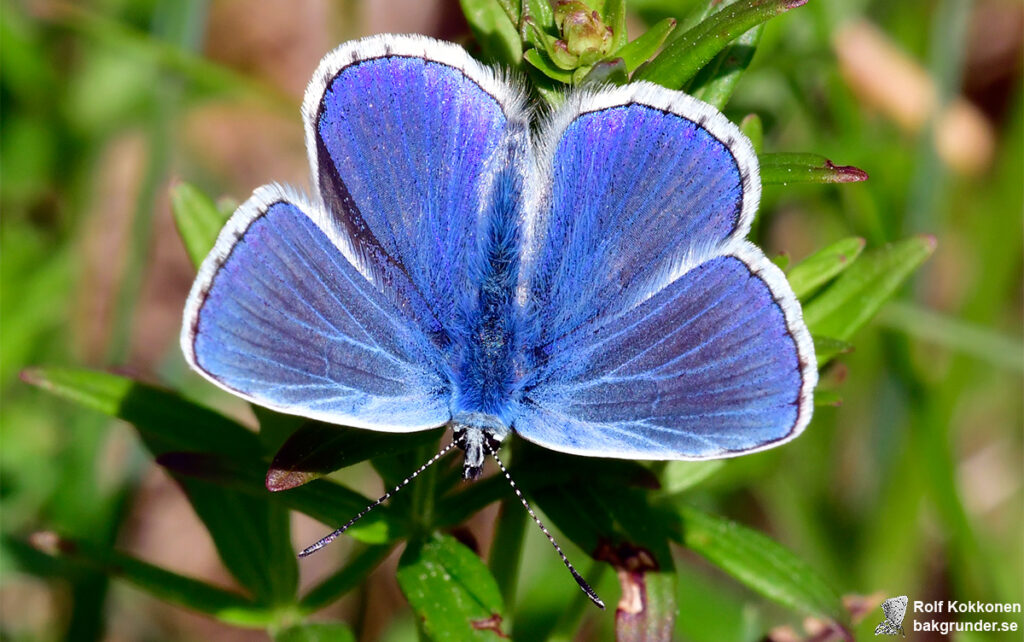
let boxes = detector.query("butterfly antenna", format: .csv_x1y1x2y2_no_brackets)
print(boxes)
298,440,458,558
485,444,606,610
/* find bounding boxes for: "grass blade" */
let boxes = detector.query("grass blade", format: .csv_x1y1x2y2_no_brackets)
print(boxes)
788,237,866,300
616,17,677,73
760,153,870,185
803,236,937,341
171,182,228,270
460,0,523,67
635,0,807,89
687,23,763,109
24,532,272,627
675,505,847,627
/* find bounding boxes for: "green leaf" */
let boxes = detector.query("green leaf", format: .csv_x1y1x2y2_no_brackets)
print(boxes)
876,302,1024,373
524,47,574,83
460,0,523,67
635,0,807,89
170,182,227,270
788,237,866,300
812,334,854,365
814,389,843,407
615,17,677,73
687,22,764,109
759,153,869,185
802,236,937,341
661,460,725,495
522,0,557,49
55,4,294,113
20,368,300,604
266,423,446,491
20,367,262,458
23,532,272,627
156,452,400,544
183,481,298,606
740,113,763,153
675,505,847,624
603,0,627,51
396,534,507,641
578,57,627,86
274,622,356,642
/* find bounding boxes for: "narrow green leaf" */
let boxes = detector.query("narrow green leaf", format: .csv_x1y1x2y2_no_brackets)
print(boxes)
578,58,627,86
274,622,356,642
635,0,807,89
460,0,523,67
156,452,400,544
687,23,764,109
759,153,869,185
20,367,262,458
24,532,271,627
661,460,725,495
676,505,847,624
524,47,574,83
803,236,937,341
171,182,227,269
20,368,301,604
267,423,445,491
521,0,557,49
876,301,1024,374
788,237,867,300
396,534,507,641
814,389,843,407
771,252,790,271
615,17,676,73
182,481,297,606
740,113,763,153
812,334,854,365
53,4,294,113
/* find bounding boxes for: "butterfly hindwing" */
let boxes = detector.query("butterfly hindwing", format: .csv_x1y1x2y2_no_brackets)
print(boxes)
182,185,450,431
515,242,816,459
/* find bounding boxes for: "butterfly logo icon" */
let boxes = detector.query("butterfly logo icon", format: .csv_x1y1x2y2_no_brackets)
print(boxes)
181,34,817,607
874,595,909,637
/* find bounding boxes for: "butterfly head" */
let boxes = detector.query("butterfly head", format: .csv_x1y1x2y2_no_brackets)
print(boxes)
452,412,508,480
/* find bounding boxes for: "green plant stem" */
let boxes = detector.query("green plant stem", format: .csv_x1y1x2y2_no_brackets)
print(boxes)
877,302,1024,373
489,496,528,611
408,440,442,538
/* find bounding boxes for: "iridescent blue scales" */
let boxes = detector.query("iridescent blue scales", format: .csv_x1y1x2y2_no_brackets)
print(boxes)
181,34,817,478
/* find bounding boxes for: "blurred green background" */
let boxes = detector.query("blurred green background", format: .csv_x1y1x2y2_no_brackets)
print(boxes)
1,0,1021,640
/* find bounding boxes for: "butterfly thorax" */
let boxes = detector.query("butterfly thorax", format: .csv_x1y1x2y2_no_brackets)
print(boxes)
452,413,508,479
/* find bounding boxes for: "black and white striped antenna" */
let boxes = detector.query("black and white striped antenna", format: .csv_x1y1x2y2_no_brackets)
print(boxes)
297,436,606,610
298,440,458,557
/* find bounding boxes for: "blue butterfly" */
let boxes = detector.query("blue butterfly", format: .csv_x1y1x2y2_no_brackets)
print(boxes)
181,34,816,606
